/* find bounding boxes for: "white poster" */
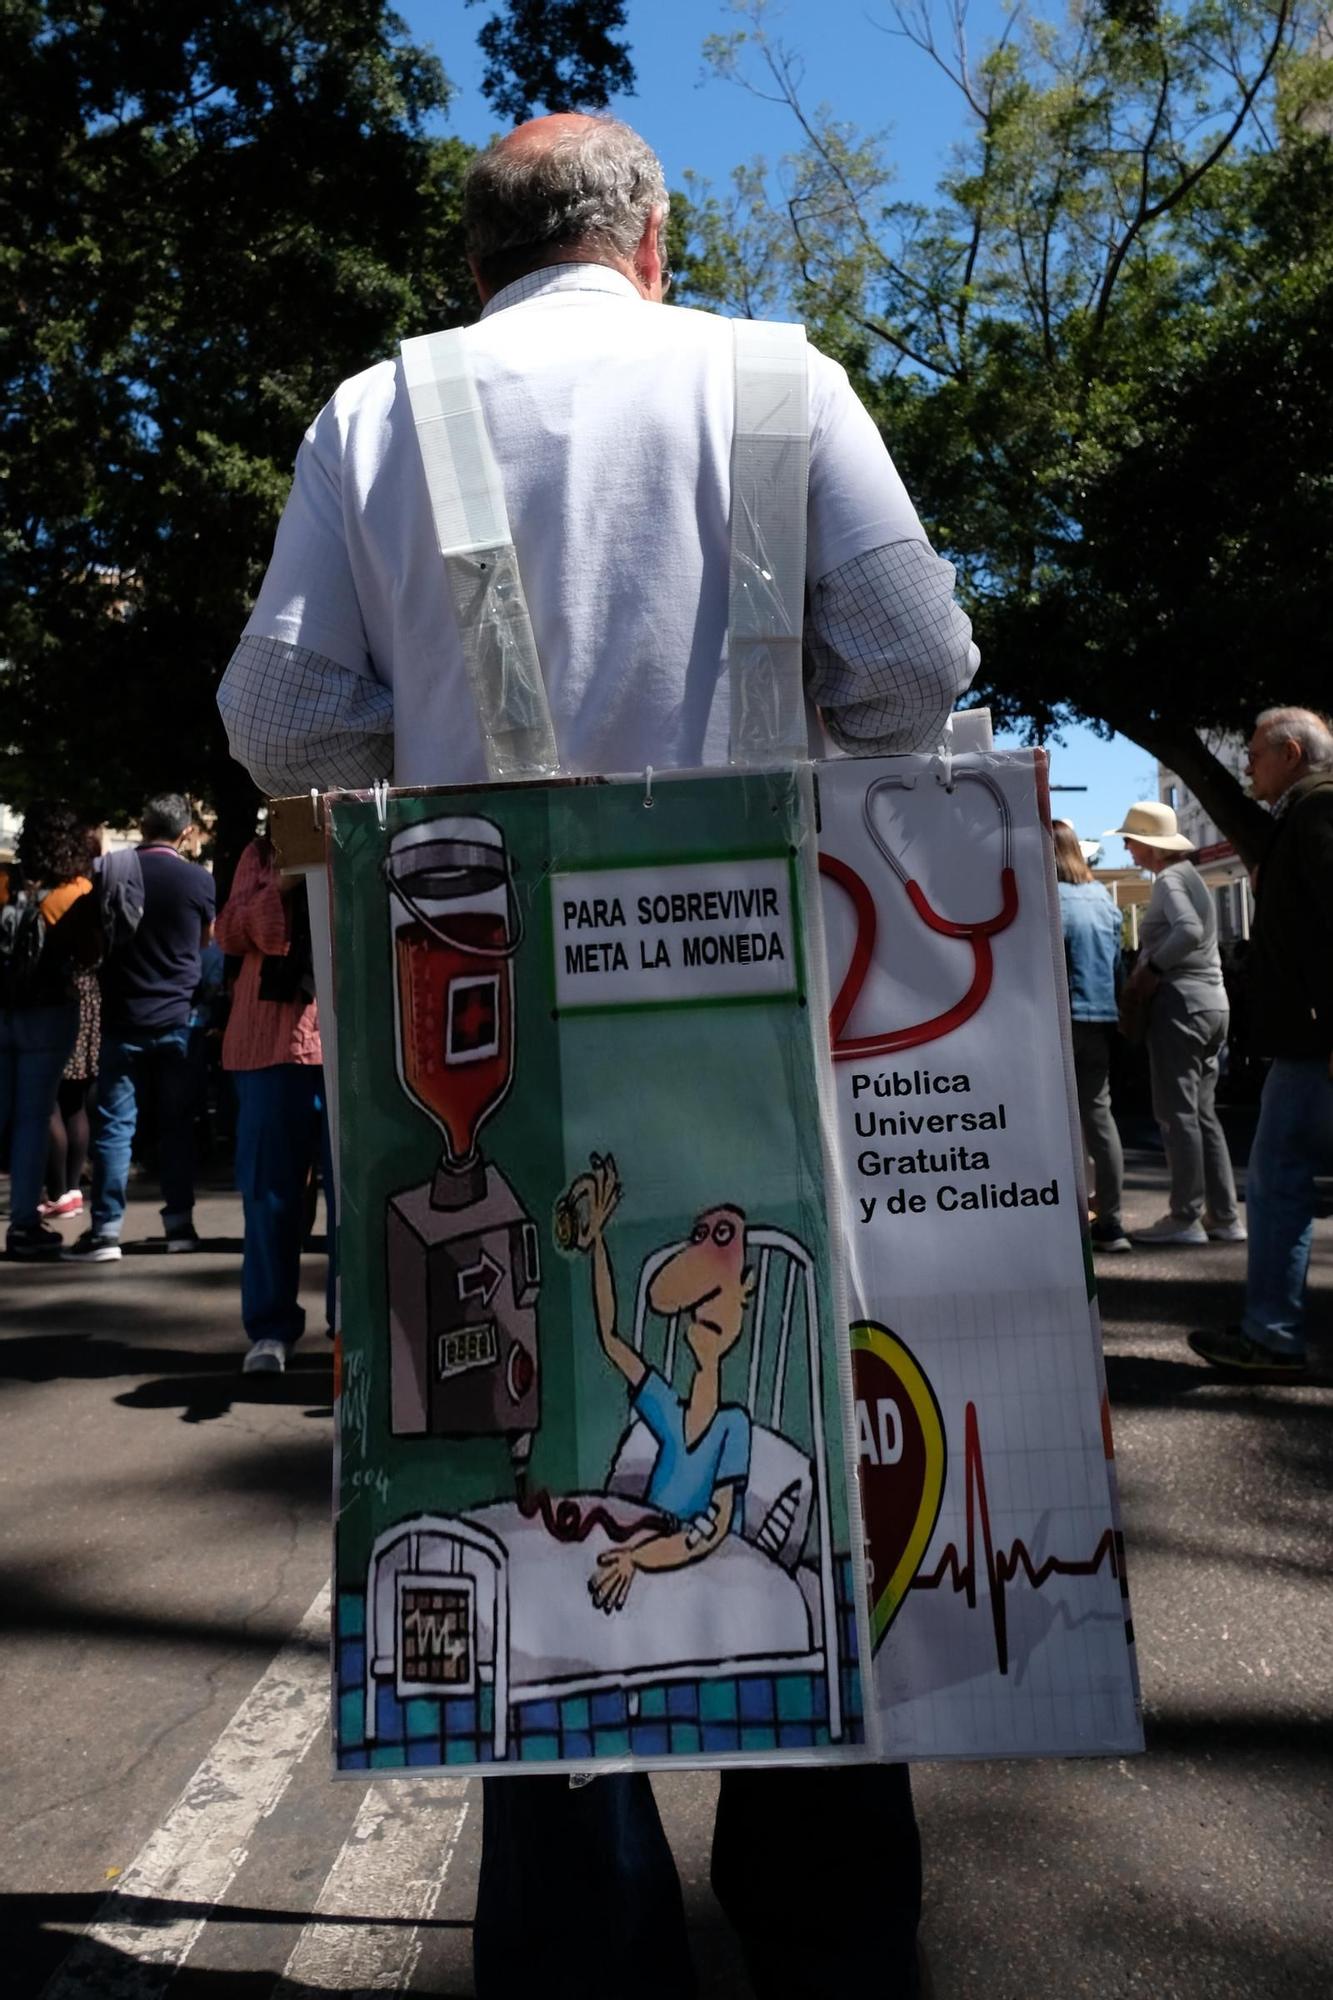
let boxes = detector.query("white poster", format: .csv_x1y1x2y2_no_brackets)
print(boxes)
819,750,1143,1758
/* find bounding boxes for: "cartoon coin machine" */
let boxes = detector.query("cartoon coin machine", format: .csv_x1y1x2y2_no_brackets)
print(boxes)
383,816,541,1472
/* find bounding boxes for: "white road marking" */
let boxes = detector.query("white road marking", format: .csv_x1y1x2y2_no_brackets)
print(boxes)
274,1779,470,1994
42,1584,332,1998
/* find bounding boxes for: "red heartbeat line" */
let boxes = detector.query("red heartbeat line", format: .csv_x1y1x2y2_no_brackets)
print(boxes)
910,1402,1121,1674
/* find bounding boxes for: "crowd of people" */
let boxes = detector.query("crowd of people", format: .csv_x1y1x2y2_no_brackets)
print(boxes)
1055,702,1333,1377
0,795,331,1376
12,723,1327,1394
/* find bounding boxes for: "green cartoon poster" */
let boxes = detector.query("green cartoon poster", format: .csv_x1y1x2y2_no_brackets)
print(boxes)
328,770,869,1774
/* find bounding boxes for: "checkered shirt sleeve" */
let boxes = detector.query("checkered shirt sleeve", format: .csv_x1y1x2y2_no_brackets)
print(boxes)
805,541,979,754
217,635,394,796
218,541,976,791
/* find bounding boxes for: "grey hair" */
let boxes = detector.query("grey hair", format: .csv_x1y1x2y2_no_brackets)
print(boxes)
1255,706,1333,770
463,117,668,292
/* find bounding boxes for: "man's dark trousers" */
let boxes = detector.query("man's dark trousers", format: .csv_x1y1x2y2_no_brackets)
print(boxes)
474,1764,921,1998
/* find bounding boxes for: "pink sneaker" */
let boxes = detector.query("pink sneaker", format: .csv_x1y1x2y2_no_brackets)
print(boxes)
38,1190,84,1219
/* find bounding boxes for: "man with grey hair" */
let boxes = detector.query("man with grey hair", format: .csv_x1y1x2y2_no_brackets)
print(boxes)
463,111,670,294
219,109,970,1997
1190,705,1333,1375
217,112,976,789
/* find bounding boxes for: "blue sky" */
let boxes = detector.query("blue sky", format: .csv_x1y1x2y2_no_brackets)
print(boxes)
411,0,1014,200
400,1,1158,858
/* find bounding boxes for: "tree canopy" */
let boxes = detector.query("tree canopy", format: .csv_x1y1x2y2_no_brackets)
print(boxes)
1,0,470,852
0,0,631,863
467,0,633,120
679,0,1333,854
5,0,1329,863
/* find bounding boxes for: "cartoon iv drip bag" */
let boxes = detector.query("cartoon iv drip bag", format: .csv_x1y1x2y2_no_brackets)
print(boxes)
386,816,521,1168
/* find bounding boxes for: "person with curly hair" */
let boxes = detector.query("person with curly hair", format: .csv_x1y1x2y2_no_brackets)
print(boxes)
1,801,96,1258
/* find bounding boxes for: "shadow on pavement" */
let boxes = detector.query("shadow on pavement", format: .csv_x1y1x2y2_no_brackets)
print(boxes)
1105,1350,1333,1406
184,1430,334,1505
117,1236,246,1256
1123,1517,1330,1580
919,1842,1333,2000
7,1891,752,2000
1098,1270,1248,1328
110,1232,328,1258
0,1330,333,1423
1097,1263,1332,1339
0,1559,326,1656
0,1328,332,1424
31,1431,337,1512
116,1362,333,1426
5,1893,470,2000
1143,1708,1333,1762
0,1331,316,1382
3,1885,471,1932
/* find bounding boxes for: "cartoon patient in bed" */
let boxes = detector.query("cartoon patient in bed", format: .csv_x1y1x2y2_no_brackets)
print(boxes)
562,1152,756,1614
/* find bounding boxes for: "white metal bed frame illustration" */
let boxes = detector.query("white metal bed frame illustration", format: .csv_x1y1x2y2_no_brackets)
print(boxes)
362,1226,844,1760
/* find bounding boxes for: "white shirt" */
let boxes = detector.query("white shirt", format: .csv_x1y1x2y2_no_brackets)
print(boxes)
221,265,976,790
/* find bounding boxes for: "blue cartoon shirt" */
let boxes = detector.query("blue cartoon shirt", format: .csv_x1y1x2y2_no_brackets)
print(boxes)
634,1367,751,1531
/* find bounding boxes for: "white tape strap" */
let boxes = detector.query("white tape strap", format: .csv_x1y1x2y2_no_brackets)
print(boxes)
401,330,559,780
728,318,810,767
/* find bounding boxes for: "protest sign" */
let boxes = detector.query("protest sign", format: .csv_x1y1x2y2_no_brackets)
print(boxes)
818,749,1143,1757
327,770,871,1776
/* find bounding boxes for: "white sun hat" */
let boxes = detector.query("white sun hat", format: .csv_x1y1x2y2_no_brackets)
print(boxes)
1102,801,1195,852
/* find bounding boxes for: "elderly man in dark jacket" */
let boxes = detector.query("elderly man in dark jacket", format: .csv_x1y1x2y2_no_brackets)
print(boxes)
1191,707,1333,1374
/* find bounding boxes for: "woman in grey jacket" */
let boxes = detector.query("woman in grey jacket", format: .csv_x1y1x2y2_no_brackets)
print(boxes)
1109,803,1244,1246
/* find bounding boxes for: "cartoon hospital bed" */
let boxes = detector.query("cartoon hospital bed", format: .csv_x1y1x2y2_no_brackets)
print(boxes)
362,1227,846,1760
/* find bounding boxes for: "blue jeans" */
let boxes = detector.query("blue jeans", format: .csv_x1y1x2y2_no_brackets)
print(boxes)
232,1065,334,1345
0,1004,78,1230
475,1764,920,2000
1243,1056,1333,1357
91,1025,196,1238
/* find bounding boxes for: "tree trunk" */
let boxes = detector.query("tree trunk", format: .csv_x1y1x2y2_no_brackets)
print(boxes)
1099,710,1270,869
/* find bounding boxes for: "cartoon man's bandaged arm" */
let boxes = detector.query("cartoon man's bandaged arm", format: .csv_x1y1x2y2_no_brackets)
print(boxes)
570,1154,749,1616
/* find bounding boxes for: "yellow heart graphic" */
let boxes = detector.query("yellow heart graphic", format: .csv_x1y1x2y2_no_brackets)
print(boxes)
850,1322,948,1651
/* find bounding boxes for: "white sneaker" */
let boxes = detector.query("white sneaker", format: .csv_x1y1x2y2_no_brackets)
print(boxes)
1204,1215,1247,1242
60,1231,123,1262
242,1337,288,1375
1130,1214,1208,1246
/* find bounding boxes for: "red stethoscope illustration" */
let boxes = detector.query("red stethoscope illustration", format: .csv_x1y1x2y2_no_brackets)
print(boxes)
820,769,1019,1061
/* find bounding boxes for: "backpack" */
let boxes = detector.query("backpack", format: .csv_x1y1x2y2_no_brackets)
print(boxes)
96,846,145,956
0,891,47,1007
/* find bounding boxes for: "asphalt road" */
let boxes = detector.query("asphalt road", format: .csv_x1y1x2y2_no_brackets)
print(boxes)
1,1150,1329,1999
